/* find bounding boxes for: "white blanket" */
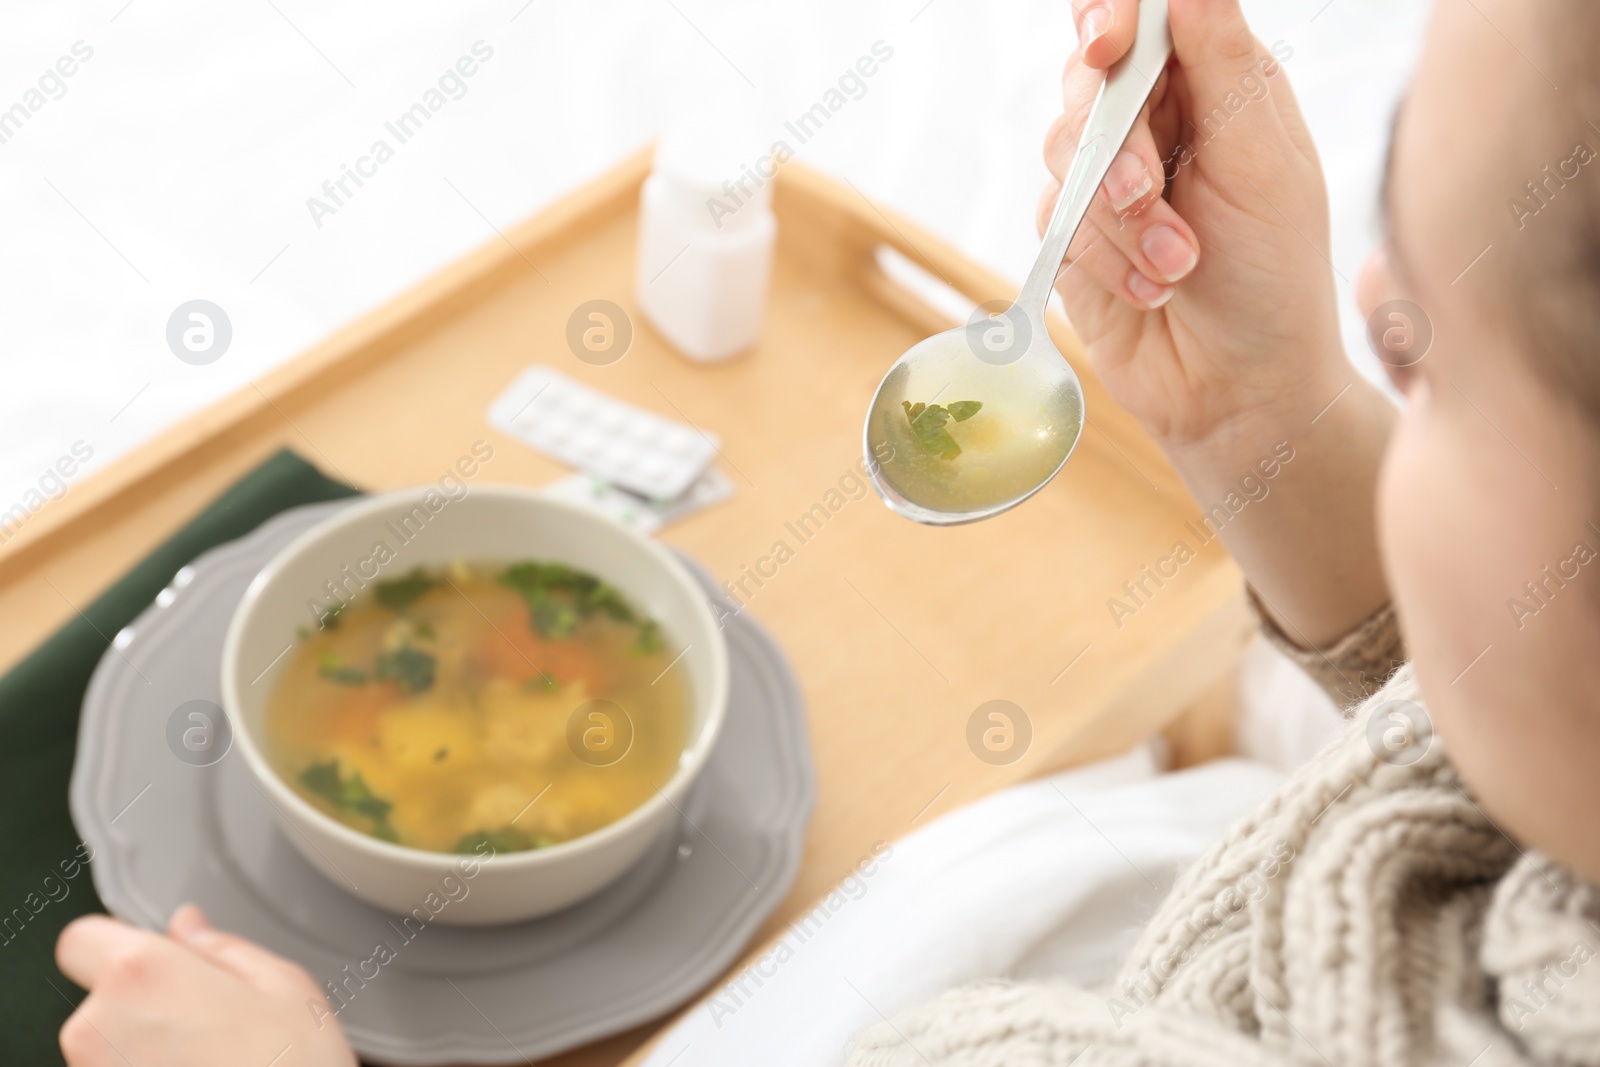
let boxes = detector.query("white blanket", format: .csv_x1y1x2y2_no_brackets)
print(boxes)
641,748,1284,1066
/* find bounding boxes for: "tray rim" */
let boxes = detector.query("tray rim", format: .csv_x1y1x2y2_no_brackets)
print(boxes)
70,497,817,1065
0,148,1185,622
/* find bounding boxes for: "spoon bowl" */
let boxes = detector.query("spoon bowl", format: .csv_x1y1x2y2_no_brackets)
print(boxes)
863,0,1171,525
863,309,1085,525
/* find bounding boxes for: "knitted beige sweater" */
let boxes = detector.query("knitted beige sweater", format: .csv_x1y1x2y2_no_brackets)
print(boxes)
847,603,1600,1066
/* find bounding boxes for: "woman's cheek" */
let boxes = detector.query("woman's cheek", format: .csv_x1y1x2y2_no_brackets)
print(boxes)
1376,399,1431,620
1375,387,1460,693
1377,378,1530,709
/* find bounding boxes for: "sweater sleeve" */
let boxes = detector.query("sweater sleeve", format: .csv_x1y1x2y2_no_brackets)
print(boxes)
1246,586,1406,711
844,980,1291,1067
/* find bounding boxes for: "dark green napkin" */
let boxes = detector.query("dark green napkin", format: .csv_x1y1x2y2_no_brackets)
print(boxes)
0,450,359,1066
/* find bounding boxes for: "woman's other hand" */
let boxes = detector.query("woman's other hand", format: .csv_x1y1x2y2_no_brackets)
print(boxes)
56,906,358,1067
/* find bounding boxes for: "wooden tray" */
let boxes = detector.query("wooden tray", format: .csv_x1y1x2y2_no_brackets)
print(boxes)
0,149,1249,1066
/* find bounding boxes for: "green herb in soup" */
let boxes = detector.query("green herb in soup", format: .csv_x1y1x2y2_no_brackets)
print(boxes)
869,369,1078,514
265,560,689,855
499,561,648,641
374,645,436,693
902,399,983,460
300,759,399,842
453,825,554,855
374,568,437,611
316,649,367,686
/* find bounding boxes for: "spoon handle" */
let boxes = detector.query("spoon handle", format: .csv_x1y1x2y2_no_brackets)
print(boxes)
1018,0,1173,319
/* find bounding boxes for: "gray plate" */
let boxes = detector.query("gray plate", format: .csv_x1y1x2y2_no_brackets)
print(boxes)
70,499,814,1065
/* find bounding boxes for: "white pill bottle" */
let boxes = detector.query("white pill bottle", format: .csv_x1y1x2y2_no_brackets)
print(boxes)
635,104,779,363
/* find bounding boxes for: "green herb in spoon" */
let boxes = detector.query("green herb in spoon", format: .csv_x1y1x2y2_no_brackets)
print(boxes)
902,400,983,460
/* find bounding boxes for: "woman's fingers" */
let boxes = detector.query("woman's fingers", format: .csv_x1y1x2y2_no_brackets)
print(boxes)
1254,41,1317,162
54,910,359,1067
1042,107,1198,306
58,910,316,1004
1048,51,1198,290
1074,230,1176,309
1098,117,1200,284
1037,180,1174,310
1072,0,1139,67
1043,102,1164,202
1102,145,1158,215
1168,0,1288,152
56,915,156,989
167,905,321,1000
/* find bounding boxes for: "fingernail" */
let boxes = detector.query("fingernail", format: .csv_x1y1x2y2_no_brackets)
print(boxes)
1126,269,1174,308
168,904,205,940
1106,151,1154,214
1142,225,1198,283
1080,3,1112,48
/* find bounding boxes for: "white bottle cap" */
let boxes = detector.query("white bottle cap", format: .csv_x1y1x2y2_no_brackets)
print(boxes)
654,94,778,233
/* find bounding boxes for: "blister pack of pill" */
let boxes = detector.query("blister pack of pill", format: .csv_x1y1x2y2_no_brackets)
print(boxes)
487,366,718,501
542,467,735,534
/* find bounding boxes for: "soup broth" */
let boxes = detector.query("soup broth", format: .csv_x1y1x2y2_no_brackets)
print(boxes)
868,364,1079,514
264,560,689,855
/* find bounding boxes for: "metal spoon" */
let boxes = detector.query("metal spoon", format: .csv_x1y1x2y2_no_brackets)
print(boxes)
863,0,1173,525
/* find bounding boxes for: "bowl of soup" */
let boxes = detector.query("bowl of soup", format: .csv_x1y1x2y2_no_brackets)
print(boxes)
220,486,729,923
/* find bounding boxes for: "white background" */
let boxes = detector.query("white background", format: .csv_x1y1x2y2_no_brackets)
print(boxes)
0,0,1430,510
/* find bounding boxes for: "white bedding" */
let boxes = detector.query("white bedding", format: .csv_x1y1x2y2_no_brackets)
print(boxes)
640,746,1287,1066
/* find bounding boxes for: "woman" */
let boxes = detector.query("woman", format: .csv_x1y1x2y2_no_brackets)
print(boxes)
849,0,1600,1061
53,0,1600,1063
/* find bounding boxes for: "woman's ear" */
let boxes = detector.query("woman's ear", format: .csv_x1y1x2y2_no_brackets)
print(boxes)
1357,244,1394,322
